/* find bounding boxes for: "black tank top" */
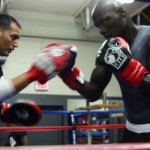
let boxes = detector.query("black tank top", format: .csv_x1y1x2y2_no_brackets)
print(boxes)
115,25,150,124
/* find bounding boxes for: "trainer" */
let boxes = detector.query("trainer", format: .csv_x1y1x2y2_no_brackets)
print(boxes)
0,14,75,125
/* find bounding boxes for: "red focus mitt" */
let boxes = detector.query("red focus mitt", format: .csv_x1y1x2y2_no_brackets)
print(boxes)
1,99,42,125
25,43,71,84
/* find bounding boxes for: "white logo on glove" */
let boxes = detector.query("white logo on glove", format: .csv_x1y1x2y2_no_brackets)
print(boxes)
104,46,127,70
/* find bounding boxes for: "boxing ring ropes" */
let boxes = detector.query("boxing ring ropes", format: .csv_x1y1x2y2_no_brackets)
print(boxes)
1,108,150,150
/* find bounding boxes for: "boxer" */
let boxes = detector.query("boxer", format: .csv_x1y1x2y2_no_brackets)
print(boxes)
58,0,150,143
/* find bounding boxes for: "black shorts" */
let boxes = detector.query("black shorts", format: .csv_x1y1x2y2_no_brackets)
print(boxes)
120,127,150,143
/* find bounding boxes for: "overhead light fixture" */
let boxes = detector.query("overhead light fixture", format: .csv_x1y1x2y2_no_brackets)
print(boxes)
116,0,135,3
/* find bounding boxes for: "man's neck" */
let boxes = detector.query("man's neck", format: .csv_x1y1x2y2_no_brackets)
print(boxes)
125,23,139,45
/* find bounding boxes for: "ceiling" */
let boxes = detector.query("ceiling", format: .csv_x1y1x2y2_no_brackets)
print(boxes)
3,0,150,17
4,0,91,17
1,0,150,42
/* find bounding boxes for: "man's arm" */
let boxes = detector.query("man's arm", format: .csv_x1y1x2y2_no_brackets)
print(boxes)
0,75,28,101
0,42,72,101
60,63,112,102
77,65,112,101
59,44,112,101
11,74,31,92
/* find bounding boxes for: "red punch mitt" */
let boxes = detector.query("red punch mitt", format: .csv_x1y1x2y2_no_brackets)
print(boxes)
25,42,71,84
1,99,42,126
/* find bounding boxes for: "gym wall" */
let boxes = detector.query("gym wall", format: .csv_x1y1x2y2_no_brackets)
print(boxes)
2,36,122,97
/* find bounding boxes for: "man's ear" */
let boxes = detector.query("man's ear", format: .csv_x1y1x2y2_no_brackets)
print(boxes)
117,7,126,18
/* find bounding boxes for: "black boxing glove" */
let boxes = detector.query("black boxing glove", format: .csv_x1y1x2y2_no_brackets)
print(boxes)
0,99,42,125
96,37,148,87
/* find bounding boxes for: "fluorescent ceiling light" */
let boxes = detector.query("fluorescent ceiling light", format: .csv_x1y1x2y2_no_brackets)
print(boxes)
116,0,135,3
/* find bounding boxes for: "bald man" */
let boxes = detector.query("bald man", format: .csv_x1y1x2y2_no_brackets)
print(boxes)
59,0,150,143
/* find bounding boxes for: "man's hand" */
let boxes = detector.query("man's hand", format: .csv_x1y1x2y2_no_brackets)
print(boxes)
96,37,148,87
59,44,85,90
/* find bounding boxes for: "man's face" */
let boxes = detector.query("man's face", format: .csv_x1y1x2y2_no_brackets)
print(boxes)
92,7,126,39
0,22,21,56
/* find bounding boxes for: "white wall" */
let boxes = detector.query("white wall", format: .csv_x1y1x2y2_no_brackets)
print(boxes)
2,37,121,97
8,10,102,42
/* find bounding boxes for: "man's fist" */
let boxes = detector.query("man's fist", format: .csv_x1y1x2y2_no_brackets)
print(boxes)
96,37,148,87
25,43,72,84
59,66,84,90
58,44,85,90
0,99,42,125
63,44,78,71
